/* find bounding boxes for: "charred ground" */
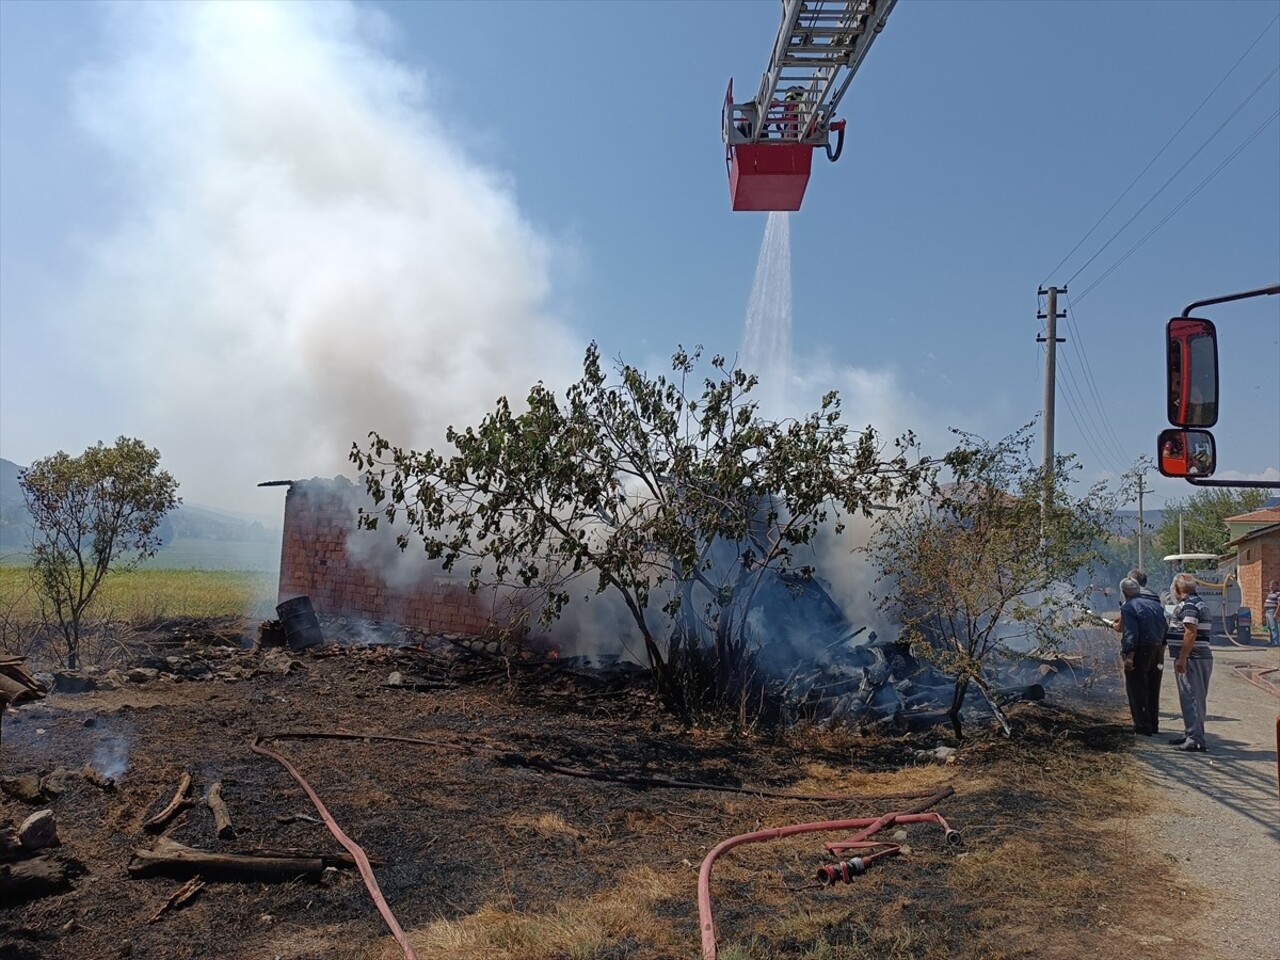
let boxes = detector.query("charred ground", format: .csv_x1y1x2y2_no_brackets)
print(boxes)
2,618,1201,960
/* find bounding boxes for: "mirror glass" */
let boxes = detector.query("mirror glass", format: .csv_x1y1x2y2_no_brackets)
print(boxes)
1166,318,1218,427
1157,428,1216,478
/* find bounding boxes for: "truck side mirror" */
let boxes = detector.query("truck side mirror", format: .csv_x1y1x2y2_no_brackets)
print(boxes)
1157,428,1216,478
1166,318,1218,427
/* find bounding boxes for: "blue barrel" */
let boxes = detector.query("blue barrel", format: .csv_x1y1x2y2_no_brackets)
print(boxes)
275,595,324,651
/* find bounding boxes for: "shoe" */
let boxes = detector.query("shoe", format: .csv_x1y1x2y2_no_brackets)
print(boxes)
1174,739,1207,752
1167,735,1188,745
1136,729,1154,736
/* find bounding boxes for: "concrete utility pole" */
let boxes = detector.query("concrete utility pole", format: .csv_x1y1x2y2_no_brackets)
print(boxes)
1036,286,1067,482
1136,470,1146,571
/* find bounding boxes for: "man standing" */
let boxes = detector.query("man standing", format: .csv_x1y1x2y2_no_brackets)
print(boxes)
1264,579,1279,647
1169,572,1213,752
1118,577,1167,735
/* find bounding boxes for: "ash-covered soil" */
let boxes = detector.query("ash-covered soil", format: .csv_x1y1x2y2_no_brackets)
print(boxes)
1,619,1191,960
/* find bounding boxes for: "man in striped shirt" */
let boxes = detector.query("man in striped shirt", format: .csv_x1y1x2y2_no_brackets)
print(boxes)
1169,572,1213,752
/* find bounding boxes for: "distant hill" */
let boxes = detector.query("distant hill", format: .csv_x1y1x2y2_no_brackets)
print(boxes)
0,458,281,570
1112,508,1165,536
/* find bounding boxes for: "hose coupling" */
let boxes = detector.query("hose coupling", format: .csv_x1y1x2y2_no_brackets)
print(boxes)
816,857,867,885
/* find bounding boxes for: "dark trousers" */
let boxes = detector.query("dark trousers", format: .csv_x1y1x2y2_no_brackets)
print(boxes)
1124,644,1164,734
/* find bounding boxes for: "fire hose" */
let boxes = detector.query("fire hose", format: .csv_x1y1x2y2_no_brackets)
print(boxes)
1227,666,1280,799
252,727,954,960
251,735,421,960
818,809,961,882
697,784,955,960
1230,663,1280,698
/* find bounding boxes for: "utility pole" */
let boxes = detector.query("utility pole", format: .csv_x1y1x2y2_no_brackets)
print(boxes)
1136,470,1146,571
1036,286,1067,482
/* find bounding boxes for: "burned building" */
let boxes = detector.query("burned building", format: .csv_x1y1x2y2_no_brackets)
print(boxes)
266,477,518,637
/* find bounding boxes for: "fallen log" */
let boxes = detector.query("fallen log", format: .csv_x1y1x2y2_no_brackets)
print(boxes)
206,781,236,840
144,772,194,834
0,855,71,900
128,837,359,882
0,657,47,706
148,875,205,923
0,656,47,754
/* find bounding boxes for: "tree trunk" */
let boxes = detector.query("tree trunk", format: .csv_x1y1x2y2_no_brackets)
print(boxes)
67,607,81,671
948,676,970,741
128,838,354,881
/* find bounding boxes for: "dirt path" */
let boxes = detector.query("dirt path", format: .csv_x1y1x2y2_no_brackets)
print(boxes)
1131,644,1280,960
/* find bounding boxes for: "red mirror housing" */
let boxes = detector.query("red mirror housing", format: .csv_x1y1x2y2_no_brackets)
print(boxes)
1166,318,1219,428
1157,428,1217,478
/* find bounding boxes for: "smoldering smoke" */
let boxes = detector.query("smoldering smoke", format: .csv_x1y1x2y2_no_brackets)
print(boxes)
69,1,578,513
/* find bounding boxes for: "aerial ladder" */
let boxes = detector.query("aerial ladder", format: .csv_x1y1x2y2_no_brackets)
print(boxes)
723,0,897,211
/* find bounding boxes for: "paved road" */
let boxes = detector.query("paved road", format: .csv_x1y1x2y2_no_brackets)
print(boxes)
1131,643,1280,960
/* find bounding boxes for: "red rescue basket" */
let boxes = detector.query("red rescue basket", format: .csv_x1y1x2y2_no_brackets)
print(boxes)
728,141,814,212
722,81,842,212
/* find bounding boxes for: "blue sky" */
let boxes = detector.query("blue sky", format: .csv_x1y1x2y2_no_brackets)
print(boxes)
1,0,1277,516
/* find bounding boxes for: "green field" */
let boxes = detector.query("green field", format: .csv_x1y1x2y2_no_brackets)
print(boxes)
138,537,281,572
0,565,279,622
1,537,280,573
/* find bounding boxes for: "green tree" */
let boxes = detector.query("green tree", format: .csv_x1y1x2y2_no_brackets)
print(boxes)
869,426,1114,739
352,343,929,718
20,438,180,669
1153,488,1267,558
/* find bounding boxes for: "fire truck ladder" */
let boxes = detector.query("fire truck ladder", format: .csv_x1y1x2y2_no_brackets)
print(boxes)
726,0,898,153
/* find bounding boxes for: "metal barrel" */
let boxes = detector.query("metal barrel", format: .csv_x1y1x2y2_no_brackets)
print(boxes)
275,595,324,651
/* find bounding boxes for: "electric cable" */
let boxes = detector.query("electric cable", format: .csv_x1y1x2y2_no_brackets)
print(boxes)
1041,13,1279,287
1073,106,1280,306
1061,294,1132,467
1055,355,1127,476
1058,350,1127,475
1035,294,1127,476
1064,63,1280,289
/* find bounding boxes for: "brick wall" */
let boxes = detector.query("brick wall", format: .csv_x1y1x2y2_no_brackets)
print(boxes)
1235,529,1280,627
276,477,517,637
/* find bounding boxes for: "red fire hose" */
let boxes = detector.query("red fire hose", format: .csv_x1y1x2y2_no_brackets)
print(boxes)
825,810,959,852
251,736,420,960
697,785,955,960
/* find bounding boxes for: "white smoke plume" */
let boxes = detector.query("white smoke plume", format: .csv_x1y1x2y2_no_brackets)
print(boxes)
90,730,131,781
70,1,577,512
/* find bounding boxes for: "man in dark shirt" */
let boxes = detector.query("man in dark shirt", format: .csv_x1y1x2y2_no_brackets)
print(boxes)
1119,576,1167,736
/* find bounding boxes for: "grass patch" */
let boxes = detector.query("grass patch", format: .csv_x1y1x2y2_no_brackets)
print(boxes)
0,565,276,620
367,866,684,960
358,707,1189,960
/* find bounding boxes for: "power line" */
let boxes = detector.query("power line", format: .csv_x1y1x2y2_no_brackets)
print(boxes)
1064,62,1280,288
1055,351,1126,475
1054,336,1124,471
1041,12,1280,287
1073,106,1280,306
1036,292,1127,476
1061,293,1130,467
